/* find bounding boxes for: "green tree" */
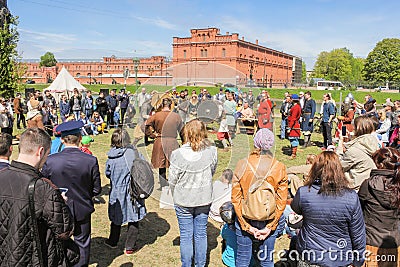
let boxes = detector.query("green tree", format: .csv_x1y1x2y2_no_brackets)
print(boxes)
0,12,19,97
301,61,307,83
313,48,364,87
363,38,400,85
40,52,57,67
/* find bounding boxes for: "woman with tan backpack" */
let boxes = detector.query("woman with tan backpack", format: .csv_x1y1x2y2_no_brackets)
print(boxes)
231,128,288,267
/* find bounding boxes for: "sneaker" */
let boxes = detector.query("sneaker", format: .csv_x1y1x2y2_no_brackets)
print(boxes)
125,246,139,255
104,240,117,249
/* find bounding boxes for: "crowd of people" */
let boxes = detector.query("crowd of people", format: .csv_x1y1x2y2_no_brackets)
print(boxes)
0,86,400,267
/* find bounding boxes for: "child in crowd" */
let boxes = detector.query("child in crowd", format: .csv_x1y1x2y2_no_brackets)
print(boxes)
209,169,233,223
79,135,94,155
217,115,233,151
91,111,106,135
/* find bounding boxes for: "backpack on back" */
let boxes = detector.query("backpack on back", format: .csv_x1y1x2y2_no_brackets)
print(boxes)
129,148,154,200
241,160,277,221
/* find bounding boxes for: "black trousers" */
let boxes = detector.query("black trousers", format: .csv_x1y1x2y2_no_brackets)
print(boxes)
120,108,127,125
321,122,332,148
73,217,91,267
159,168,168,188
16,113,26,128
108,222,139,250
106,109,115,127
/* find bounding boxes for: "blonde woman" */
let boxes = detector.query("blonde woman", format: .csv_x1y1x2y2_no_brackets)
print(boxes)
169,119,218,267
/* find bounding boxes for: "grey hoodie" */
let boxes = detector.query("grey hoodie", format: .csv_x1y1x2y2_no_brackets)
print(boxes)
340,134,380,190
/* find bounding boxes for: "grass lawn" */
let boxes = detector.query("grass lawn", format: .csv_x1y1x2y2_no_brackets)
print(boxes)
11,115,326,266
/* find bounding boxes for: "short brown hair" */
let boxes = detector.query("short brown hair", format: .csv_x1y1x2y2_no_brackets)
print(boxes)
306,151,349,196
19,128,51,155
354,116,375,137
62,134,81,146
0,133,12,156
182,119,211,151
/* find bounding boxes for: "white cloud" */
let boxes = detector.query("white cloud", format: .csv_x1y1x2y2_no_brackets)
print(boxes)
135,16,177,30
19,29,76,43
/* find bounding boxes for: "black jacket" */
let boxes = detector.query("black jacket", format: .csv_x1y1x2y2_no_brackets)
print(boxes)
0,161,74,266
359,169,400,248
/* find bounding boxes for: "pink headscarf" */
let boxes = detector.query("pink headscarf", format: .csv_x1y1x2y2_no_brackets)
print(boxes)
254,128,274,151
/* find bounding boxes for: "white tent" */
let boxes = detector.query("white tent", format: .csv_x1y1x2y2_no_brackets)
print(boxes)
45,66,86,93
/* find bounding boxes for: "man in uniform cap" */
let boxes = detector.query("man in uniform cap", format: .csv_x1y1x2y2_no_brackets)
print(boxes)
42,120,101,267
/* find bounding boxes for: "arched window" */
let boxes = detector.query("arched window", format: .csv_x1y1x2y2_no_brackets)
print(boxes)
204,49,208,57
76,73,81,77
33,73,38,77
202,34,206,42
200,49,204,57
222,48,226,58
183,50,187,59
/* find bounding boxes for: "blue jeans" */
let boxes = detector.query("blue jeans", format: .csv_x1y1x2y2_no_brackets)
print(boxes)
175,204,211,267
280,118,287,139
235,215,284,267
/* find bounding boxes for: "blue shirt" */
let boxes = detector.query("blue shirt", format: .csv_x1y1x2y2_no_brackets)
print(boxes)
50,137,64,155
221,224,236,267
322,102,335,122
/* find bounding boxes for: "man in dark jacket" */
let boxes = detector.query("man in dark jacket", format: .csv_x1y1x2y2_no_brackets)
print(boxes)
0,128,75,266
81,90,94,119
95,91,108,120
106,89,118,128
42,121,102,267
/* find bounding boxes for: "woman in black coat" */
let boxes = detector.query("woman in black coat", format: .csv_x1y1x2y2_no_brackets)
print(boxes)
358,147,400,267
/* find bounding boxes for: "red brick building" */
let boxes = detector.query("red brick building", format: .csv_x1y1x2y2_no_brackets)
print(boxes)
24,55,172,86
23,27,302,87
172,28,302,87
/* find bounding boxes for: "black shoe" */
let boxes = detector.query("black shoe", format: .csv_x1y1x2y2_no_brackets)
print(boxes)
104,240,117,249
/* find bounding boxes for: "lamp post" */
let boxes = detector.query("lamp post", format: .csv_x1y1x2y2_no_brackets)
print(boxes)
166,72,169,86
100,65,102,84
89,65,92,85
133,58,140,93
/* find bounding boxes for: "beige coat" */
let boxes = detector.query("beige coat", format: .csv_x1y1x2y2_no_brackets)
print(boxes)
339,134,379,190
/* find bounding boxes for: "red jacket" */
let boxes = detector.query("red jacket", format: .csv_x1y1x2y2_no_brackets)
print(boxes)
257,99,272,130
287,103,301,137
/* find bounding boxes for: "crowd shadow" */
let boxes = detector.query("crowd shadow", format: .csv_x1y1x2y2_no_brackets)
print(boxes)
90,212,170,267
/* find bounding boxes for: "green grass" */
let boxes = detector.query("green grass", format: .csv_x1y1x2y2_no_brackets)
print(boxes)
21,83,399,105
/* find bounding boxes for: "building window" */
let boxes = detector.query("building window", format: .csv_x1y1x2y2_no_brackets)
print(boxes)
204,49,208,57
200,49,204,57
33,73,38,77
202,34,206,42
222,48,226,58
183,50,186,59
76,73,81,77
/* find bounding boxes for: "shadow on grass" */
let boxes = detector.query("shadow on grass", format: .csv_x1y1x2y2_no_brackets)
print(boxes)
171,221,220,266
90,212,170,267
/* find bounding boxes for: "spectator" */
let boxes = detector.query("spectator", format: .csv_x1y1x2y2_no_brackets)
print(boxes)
69,88,82,120
59,94,70,122
79,135,94,155
301,91,316,147
43,89,56,108
95,92,108,120
13,93,26,129
82,90,94,118
26,99,44,129
287,94,301,159
321,93,336,150
376,109,391,147
41,120,102,267
106,90,118,128
188,94,199,121
0,128,77,266
209,169,233,223
137,87,148,113
104,129,147,255
217,115,233,150
91,111,106,135
338,116,380,190
359,147,400,267
279,95,292,140
223,92,237,138
0,98,10,134
291,151,366,267
257,91,273,130
118,88,129,125
232,128,287,267
246,89,255,109
169,119,218,267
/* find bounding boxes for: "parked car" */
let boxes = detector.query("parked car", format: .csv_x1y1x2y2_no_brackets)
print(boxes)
26,79,35,84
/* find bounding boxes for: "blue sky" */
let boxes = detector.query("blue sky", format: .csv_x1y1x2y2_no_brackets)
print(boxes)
8,0,400,69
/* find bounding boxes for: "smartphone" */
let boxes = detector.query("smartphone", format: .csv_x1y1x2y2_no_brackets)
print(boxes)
342,125,347,136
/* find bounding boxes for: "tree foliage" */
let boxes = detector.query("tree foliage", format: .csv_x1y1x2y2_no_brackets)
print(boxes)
40,52,57,67
363,38,400,85
0,13,19,97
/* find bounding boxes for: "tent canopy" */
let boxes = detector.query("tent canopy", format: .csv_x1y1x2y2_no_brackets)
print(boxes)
45,66,86,93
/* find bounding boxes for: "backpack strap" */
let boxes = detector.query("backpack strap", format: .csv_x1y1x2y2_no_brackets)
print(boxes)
28,177,44,267
247,158,277,180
